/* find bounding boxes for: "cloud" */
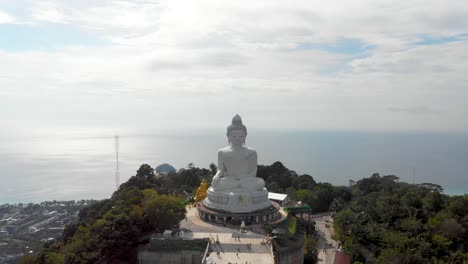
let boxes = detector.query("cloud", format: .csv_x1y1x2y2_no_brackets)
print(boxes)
350,40,468,75
387,106,443,114
30,2,69,24
1,0,468,132
27,1,164,32
18,0,468,51
0,9,15,24
148,51,250,71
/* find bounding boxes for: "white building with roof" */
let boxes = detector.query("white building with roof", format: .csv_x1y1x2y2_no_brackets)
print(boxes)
268,192,289,206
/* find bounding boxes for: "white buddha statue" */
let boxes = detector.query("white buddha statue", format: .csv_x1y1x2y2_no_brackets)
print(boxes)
203,114,272,213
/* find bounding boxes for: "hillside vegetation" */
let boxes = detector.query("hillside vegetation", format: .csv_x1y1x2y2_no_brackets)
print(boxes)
21,162,467,264
333,174,468,263
22,164,186,264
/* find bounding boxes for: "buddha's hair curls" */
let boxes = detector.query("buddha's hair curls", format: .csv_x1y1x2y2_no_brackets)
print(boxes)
227,114,247,135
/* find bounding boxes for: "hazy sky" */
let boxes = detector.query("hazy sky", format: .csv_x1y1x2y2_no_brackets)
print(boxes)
1,0,468,134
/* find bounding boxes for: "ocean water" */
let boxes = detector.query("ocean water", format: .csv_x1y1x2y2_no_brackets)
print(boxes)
0,129,467,204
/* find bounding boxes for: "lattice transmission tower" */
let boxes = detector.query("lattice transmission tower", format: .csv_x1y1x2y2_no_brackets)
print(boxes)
115,135,120,190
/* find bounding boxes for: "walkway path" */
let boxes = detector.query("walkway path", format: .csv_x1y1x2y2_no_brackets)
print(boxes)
181,205,275,264
307,213,340,264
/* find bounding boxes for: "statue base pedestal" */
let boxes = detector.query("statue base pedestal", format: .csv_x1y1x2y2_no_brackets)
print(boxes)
203,187,272,213
196,201,281,225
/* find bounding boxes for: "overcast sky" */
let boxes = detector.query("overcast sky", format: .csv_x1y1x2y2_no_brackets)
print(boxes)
1,0,468,135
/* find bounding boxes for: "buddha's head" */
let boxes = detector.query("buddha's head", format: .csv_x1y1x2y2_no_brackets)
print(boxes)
227,114,247,146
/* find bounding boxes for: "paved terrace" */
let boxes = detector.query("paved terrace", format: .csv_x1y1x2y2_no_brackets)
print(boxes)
181,205,277,264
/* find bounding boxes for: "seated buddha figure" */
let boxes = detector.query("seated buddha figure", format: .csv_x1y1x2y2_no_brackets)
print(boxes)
203,114,271,213
211,114,265,192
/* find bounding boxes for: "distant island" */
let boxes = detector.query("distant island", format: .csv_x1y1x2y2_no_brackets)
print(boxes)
2,162,466,264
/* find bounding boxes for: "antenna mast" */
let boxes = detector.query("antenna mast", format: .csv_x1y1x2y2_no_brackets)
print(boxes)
115,135,120,190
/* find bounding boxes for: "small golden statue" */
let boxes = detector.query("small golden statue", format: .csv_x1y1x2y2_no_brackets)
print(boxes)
195,179,208,202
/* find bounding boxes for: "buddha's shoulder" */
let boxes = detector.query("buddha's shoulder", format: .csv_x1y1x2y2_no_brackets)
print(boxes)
218,147,231,155
218,146,231,152
245,147,257,154
217,146,257,154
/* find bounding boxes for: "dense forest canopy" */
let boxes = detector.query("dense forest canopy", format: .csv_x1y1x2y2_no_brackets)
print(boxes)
333,173,468,263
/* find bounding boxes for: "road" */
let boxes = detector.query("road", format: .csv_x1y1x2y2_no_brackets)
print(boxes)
308,213,340,264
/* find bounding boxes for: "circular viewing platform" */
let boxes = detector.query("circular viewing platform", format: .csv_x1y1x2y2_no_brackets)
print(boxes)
196,201,281,225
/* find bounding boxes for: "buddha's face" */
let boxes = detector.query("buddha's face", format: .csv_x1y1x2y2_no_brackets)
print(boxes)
228,130,246,146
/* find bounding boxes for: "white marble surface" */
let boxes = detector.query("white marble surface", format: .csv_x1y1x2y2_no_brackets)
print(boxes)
204,115,272,213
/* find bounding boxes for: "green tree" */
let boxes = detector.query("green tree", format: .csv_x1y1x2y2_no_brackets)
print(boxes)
44,252,65,264
209,163,217,175
292,174,316,190
257,161,297,191
439,218,464,241
423,191,444,215
142,190,186,232
399,217,422,235
295,189,314,203
303,234,317,263
431,234,452,257
18,255,37,264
